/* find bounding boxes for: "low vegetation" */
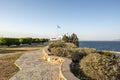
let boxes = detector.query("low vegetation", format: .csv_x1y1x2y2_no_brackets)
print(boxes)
48,40,120,80
97,50,116,59
0,43,47,80
0,43,45,54
0,37,49,46
0,52,23,80
80,53,120,80
49,40,66,49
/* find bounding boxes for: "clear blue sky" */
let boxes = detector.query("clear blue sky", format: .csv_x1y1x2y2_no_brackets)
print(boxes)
0,0,120,40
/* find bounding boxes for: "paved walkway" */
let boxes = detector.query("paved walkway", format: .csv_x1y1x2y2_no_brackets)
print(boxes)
10,49,60,80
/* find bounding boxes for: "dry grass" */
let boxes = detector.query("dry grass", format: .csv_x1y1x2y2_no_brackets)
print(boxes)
0,43,45,54
0,52,23,80
0,47,39,54
0,43,46,80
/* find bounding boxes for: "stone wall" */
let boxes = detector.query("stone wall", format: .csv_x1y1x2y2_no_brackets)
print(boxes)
42,47,79,80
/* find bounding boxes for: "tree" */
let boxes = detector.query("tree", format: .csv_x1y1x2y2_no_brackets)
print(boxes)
62,33,79,47
32,38,40,43
62,34,69,42
71,33,79,47
19,38,32,45
0,38,6,45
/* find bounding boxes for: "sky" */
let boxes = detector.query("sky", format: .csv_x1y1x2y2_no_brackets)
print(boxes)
0,0,120,41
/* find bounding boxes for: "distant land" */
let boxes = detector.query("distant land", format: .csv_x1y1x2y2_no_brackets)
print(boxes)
115,39,120,41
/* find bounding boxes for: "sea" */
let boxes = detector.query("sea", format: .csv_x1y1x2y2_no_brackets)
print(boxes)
79,41,120,57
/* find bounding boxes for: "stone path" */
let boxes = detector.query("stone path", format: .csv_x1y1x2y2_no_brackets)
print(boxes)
61,58,79,80
10,49,60,80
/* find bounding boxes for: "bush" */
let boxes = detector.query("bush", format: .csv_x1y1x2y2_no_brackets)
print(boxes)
19,38,32,45
32,38,40,43
0,37,49,46
50,47,86,61
72,52,86,63
12,38,20,46
80,53,120,80
50,48,70,57
40,38,49,43
49,41,66,49
0,38,6,45
76,48,96,54
49,41,96,61
0,38,20,46
31,38,49,43
65,43,77,48
97,50,116,58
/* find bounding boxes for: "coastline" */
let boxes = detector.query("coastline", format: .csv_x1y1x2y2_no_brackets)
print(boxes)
110,51,120,57
110,51,120,54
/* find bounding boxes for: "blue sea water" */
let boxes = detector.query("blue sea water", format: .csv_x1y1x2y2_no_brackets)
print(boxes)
79,41,120,52
79,41,120,57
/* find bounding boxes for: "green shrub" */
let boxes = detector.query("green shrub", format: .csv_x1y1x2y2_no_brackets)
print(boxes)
49,41,66,49
65,43,77,48
50,48,69,57
70,33,79,47
19,38,32,45
62,34,70,42
0,38,20,46
62,33,79,47
49,41,79,49
0,38,6,45
49,41,96,61
75,48,96,55
32,38,40,43
50,47,86,61
13,38,20,46
97,50,116,58
72,51,86,63
0,37,49,46
80,53,120,80
40,38,49,43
